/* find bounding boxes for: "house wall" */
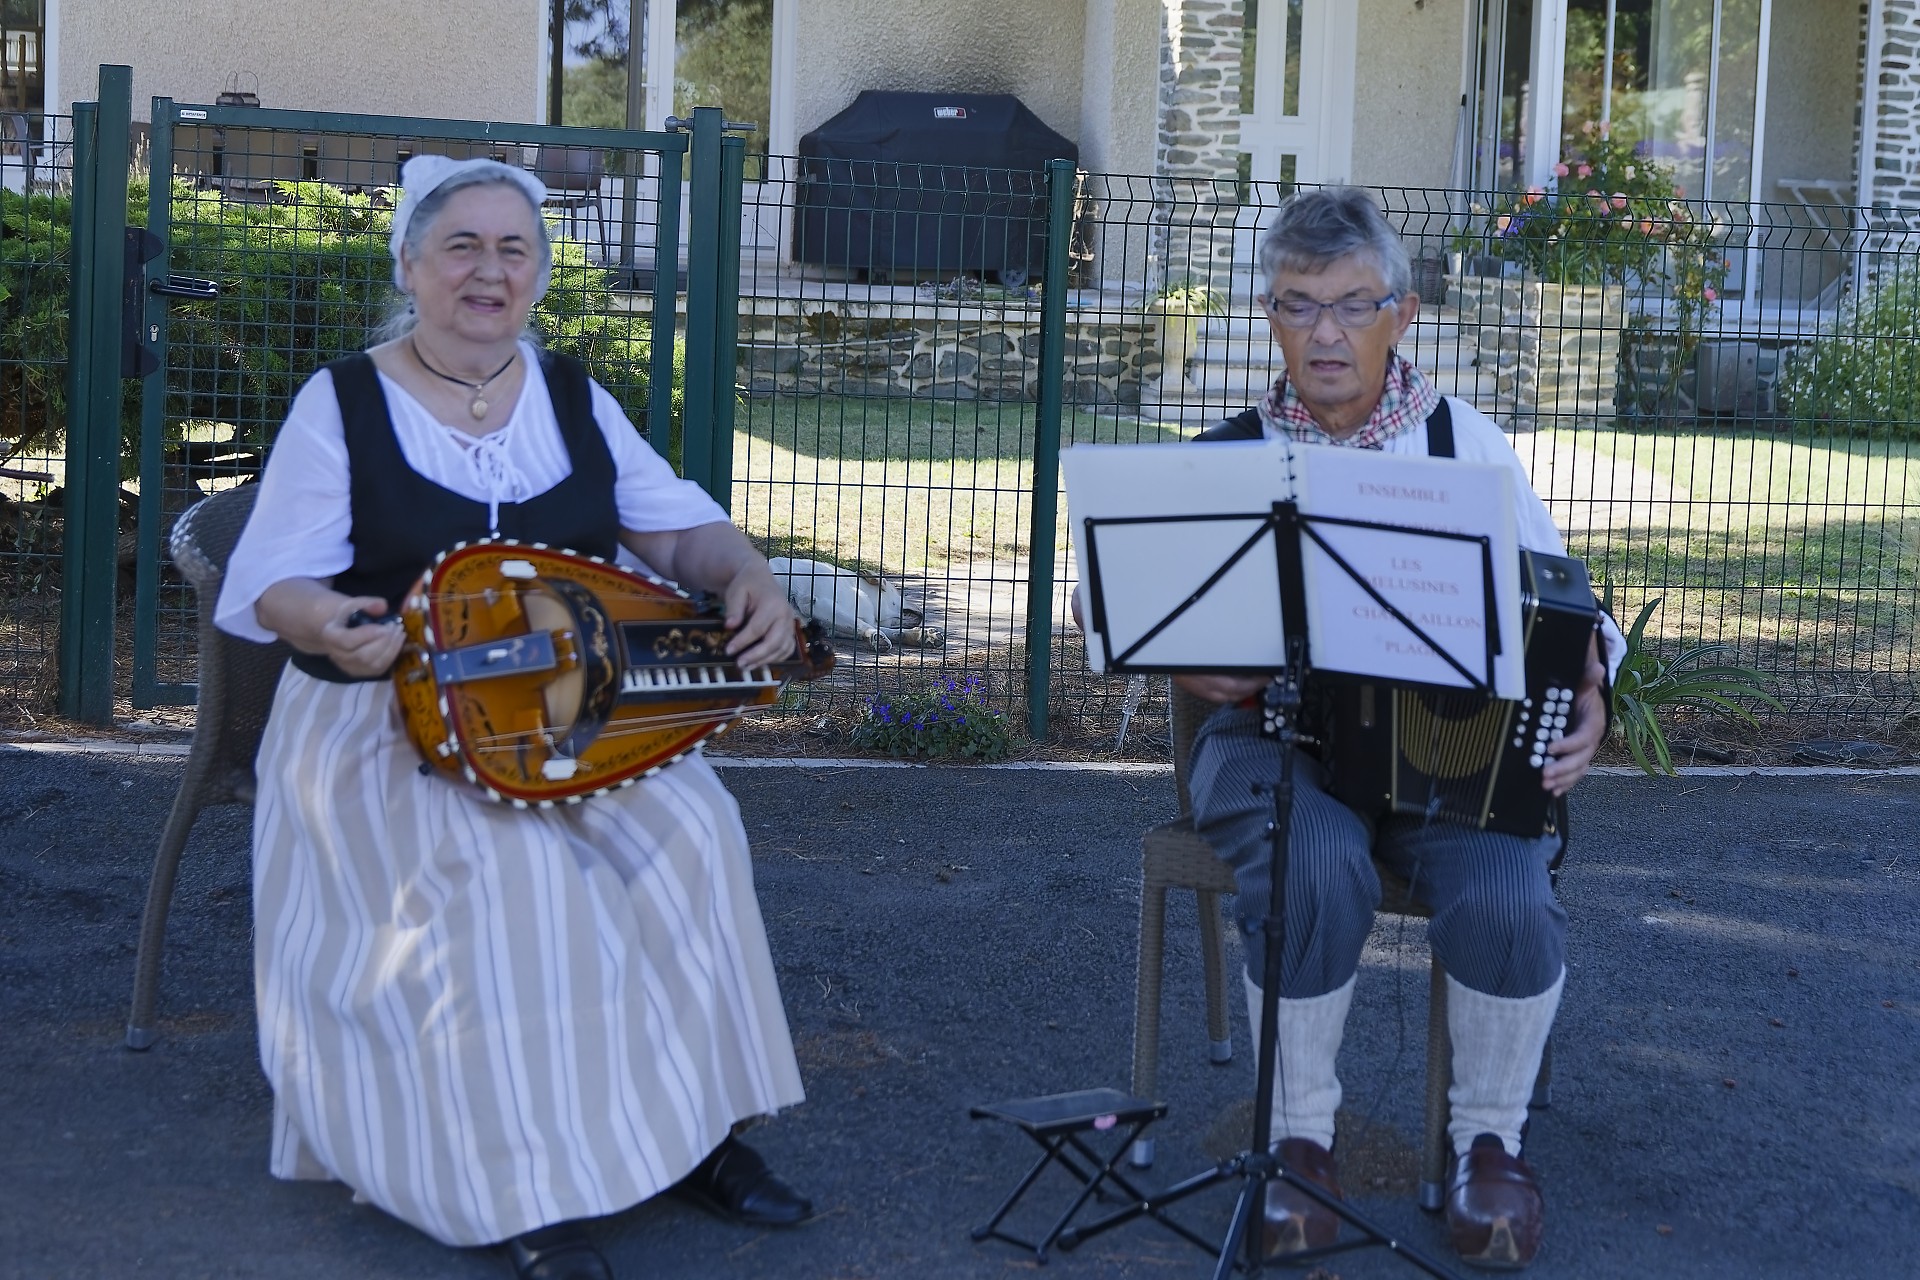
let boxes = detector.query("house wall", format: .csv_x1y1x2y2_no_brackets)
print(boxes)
54,0,540,123
1348,0,1466,191
1079,0,1159,174
792,0,1085,147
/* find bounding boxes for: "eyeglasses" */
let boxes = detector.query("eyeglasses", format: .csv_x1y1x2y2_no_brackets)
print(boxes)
1258,293,1399,329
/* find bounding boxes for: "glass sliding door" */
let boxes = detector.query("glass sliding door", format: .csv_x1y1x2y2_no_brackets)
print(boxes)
1472,0,1537,190
669,0,772,179
1560,0,1766,203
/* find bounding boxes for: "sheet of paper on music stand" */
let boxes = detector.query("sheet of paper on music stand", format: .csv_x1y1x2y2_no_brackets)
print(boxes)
1061,439,1297,673
1294,445,1524,697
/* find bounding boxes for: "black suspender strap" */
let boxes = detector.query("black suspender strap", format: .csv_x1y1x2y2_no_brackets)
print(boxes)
1425,397,1455,458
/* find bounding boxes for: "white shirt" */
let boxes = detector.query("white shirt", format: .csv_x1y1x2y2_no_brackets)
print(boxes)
1262,396,1626,677
216,340,727,643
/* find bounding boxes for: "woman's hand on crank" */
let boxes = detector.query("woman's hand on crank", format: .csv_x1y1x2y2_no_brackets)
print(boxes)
723,563,799,670
1541,633,1607,796
323,596,407,678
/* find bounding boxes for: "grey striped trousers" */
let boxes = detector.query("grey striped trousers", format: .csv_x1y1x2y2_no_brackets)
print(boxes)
1189,706,1566,1001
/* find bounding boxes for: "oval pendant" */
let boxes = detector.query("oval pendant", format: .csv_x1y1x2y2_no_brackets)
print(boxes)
470,397,488,419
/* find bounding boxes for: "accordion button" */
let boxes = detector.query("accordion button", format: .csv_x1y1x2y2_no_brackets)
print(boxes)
1512,738,1524,749
1529,754,1544,768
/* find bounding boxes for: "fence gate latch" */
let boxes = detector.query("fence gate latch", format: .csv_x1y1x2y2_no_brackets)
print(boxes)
123,226,220,378
122,227,164,378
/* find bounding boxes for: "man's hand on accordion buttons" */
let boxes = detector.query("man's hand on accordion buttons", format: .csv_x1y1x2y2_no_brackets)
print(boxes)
1541,633,1607,796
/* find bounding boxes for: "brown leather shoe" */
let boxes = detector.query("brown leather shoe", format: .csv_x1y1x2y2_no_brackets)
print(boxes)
1261,1137,1343,1257
1445,1134,1544,1270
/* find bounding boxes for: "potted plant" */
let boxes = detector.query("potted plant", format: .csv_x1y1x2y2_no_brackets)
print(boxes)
1455,122,1729,427
1146,279,1221,388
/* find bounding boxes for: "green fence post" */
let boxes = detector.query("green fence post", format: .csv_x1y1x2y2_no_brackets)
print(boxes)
132,97,175,709
58,65,134,725
1024,158,1075,741
709,133,744,512
647,147,684,471
679,107,725,497
57,100,97,721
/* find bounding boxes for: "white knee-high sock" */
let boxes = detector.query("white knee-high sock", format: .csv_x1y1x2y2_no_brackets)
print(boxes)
1244,971,1356,1150
1445,969,1564,1157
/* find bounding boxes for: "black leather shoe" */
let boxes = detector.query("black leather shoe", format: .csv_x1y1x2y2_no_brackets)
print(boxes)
502,1221,613,1280
670,1136,814,1227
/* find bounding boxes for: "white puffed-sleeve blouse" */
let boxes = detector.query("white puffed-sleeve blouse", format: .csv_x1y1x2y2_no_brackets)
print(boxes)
215,340,726,643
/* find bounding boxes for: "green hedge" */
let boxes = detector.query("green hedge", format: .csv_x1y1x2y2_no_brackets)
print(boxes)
1776,267,1920,434
0,178,682,476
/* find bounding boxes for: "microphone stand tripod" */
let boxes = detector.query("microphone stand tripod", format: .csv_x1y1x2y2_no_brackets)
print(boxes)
1061,525,1468,1278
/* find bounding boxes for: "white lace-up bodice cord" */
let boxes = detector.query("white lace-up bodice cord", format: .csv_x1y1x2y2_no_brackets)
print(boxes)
444,423,532,533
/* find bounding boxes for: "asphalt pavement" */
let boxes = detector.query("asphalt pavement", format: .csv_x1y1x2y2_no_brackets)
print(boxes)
1,750,1915,1280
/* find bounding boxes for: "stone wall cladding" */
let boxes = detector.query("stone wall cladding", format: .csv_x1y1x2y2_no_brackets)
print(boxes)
738,302,1159,406
1449,278,1626,428
1154,0,1244,294
1871,0,1920,211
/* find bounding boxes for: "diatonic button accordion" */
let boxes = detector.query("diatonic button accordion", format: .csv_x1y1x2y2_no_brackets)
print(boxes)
1316,549,1599,837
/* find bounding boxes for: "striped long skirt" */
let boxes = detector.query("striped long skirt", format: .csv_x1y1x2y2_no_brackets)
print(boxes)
250,668,805,1247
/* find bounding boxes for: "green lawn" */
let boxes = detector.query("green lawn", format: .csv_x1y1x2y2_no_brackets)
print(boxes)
733,394,1179,574
728,396,1918,706
1542,424,1918,695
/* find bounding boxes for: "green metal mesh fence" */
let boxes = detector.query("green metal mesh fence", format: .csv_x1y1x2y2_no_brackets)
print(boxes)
734,155,1087,738
739,163,1918,745
0,112,73,721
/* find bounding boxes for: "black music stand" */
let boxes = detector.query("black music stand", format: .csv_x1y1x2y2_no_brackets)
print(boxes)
1065,498,1492,1280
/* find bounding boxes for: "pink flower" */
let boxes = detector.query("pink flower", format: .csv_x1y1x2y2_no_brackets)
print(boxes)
1638,219,1654,234
1611,193,1629,210
1577,163,1593,179
1702,286,1718,302
1496,215,1512,232
1598,121,1611,139
1522,186,1543,204
1553,161,1571,178
1673,184,1685,197
1583,120,1598,134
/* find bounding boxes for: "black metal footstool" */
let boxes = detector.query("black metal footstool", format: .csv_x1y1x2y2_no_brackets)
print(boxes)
968,1087,1166,1263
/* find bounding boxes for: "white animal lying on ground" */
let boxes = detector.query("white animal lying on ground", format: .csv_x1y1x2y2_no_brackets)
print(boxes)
767,557,945,653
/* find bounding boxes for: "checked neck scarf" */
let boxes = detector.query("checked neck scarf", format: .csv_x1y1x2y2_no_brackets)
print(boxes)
1255,350,1441,450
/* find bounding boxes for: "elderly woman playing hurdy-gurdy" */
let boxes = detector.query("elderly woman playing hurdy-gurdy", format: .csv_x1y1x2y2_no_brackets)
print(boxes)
216,156,812,1280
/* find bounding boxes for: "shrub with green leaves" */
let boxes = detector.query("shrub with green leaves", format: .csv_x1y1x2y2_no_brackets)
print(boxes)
1775,266,1920,433
851,676,1011,761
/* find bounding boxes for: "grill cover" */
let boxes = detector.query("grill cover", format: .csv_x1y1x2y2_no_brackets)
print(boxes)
793,91,1076,282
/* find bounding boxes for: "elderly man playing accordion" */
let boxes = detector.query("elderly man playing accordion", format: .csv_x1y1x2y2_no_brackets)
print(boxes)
1177,189,1623,1270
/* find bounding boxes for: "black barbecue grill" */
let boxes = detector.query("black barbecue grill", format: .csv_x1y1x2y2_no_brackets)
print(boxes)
793,91,1077,286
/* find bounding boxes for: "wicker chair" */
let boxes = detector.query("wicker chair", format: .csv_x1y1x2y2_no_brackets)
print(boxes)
1129,683,1554,1212
125,484,289,1051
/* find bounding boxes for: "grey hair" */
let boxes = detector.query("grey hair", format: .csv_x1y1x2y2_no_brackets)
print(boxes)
374,168,554,342
1256,187,1413,298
